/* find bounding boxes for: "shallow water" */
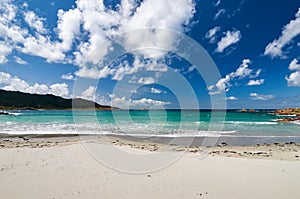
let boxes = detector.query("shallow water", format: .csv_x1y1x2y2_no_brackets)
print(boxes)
0,110,299,138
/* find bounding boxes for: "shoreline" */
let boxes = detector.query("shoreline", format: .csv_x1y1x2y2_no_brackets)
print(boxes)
2,133,300,146
1,134,300,161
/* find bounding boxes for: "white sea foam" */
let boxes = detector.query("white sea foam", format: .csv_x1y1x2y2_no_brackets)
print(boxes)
276,114,297,117
9,112,23,116
0,112,22,116
225,121,276,125
0,121,237,137
291,121,300,125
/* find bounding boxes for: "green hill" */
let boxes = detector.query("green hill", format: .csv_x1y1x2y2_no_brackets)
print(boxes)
0,89,117,110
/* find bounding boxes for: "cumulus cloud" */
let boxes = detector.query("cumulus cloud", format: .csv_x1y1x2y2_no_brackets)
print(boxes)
0,0,76,63
49,83,69,97
0,42,13,64
80,86,97,100
150,88,164,94
109,94,170,108
264,8,300,58
286,58,300,87
79,57,168,81
0,71,69,97
250,93,275,101
208,59,262,94
216,30,241,53
226,96,238,100
286,71,300,87
131,98,170,106
137,77,155,84
61,73,74,80
24,11,47,34
57,8,82,52
288,58,300,70
14,56,27,65
247,79,265,86
75,66,115,80
70,0,195,78
205,26,220,43
21,35,65,63
0,1,69,63
0,0,195,82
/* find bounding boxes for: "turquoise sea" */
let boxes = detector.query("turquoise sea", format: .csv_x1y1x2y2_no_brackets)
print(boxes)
0,110,300,139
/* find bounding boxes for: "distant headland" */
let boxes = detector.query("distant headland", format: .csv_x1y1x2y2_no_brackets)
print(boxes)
0,89,119,110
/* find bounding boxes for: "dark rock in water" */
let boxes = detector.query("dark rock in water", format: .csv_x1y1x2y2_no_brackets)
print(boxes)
0,111,10,116
18,136,29,141
221,142,228,146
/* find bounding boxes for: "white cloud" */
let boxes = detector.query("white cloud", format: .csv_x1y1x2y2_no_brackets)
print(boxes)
214,9,225,20
288,58,300,70
78,57,168,81
109,94,170,108
205,27,220,43
14,56,28,65
264,8,300,58
112,62,140,81
286,71,300,87
0,41,13,64
286,58,300,87
137,77,155,84
209,59,262,94
22,2,28,8
250,93,275,101
231,59,252,78
226,96,238,100
247,79,265,86
250,69,262,78
131,98,170,106
24,11,47,34
0,0,195,84
80,86,97,100
207,85,215,91
75,66,115,79
150,88,163,94
57,8,82,52
216,30,241,53
49,83,69,97
61,73,74,80
0,71,69,97
21,35,65,63
0,1,65,63
0,0,17,23
66,0,195,77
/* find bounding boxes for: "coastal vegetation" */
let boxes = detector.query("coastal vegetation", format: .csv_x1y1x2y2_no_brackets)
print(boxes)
0,89,117,110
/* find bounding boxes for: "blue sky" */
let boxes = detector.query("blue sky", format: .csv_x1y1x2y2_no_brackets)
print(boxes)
0,0,300,109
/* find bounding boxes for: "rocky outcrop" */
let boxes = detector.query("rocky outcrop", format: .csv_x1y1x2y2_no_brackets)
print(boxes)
276,117,300,122
0,111,10,116
274,108,300,116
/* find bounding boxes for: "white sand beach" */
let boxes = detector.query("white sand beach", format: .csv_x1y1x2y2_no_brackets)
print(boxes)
0,136,300,199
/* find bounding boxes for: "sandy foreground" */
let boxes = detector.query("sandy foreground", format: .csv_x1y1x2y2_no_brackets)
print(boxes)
0,135,300,199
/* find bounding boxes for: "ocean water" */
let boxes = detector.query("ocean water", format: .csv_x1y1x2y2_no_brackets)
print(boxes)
0,110,300,138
